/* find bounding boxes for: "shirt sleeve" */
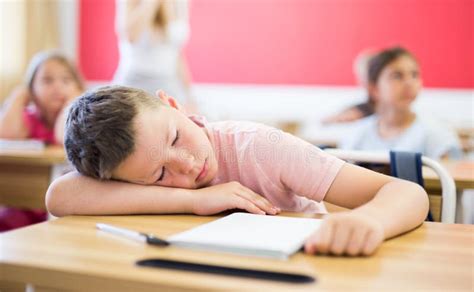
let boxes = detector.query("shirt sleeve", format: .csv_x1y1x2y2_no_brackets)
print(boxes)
251,125,345,202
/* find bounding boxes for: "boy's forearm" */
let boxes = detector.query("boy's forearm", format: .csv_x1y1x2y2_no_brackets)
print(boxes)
46,172,195,217
351,180,429,239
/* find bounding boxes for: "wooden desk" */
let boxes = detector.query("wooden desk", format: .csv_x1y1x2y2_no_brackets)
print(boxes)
424,160,474,190
0,146,67,209
1,214,472,291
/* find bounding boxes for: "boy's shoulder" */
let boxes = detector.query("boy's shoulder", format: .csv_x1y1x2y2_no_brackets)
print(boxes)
206,120,287,152
208,120,276,136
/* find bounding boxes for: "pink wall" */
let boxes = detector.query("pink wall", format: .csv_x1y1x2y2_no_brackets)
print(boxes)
79,0,473,88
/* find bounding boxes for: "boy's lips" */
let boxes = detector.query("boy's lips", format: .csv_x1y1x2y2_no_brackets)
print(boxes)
196,158,208,182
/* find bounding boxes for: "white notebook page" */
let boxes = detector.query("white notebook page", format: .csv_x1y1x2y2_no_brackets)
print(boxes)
168,213,322,259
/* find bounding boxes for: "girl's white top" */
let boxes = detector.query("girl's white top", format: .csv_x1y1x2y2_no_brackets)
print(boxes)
340,115,463,159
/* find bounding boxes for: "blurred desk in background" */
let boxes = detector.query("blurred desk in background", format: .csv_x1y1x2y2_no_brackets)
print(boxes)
0,146,67,209
424,160,474,190
424,160,474,223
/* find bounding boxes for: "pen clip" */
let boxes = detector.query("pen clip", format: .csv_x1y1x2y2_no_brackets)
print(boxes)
143,233,170,246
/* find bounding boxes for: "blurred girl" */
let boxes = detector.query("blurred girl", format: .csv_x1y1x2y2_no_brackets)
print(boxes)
0,50,84,232
341,47,461,159
0,50,85,144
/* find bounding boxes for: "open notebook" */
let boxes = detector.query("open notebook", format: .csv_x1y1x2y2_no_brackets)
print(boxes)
168,213,322,260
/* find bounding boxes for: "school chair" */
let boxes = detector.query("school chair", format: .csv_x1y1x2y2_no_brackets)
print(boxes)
324,149,456,223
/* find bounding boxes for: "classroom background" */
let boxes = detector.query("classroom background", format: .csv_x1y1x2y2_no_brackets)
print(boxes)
1,0,472,144
0,0,473,225
0,2,473,290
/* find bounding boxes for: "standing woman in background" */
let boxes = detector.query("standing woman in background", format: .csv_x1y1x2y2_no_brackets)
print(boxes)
113,0,194,108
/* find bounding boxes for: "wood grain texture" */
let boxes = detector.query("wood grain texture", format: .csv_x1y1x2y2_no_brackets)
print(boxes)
1,213,472,291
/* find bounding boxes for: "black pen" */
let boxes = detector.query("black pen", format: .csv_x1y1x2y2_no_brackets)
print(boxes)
96,223,169,246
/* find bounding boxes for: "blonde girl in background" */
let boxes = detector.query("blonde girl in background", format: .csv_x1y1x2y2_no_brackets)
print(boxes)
0,50,85,145
0,50,84,232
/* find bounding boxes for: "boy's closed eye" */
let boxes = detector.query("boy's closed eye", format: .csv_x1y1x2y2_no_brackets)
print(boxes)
155,129,180,183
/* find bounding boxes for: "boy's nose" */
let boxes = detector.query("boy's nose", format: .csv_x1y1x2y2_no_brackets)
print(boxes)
170,150,195,174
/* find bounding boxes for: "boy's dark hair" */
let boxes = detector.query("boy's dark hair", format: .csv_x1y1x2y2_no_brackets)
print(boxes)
64,86,161,179
368,47,416,84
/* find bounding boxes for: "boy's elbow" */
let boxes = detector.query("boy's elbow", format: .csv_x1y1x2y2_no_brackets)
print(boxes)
407,181,430,222
45,176,72,217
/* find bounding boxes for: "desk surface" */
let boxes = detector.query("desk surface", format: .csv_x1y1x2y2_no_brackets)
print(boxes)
1,213,472,291
424,160,474,189
0,146,66,165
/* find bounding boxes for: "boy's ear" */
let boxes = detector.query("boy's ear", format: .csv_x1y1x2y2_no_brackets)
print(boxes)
155,90,185,112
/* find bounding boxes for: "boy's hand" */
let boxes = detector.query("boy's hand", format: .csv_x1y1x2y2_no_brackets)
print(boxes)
304,211,384,256
190,181,280,216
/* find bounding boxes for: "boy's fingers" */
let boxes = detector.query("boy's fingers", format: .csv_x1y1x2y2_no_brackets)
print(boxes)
242,193,273,215
250,193,278,215
309,219,334,254
303,232,317,254
233,196,265,215
328,223,352,255
362,230,383,256
346,228,369,256
238,187,279,215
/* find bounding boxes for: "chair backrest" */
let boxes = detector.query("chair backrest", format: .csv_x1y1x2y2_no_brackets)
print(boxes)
324,149,456,223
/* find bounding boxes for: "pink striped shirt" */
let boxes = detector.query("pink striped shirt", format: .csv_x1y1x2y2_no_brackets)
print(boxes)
194,117,345,213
